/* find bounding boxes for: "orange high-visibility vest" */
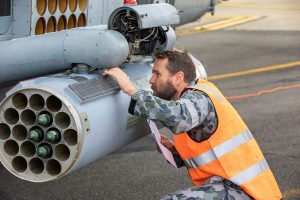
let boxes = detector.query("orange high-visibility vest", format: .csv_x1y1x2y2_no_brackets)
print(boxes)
174,79,282,200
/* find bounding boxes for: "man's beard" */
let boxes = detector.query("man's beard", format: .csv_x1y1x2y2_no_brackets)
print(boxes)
151,80,177,100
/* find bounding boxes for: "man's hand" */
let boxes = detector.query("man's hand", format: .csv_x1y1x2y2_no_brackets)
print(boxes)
158,134,178,154
103,67,138,96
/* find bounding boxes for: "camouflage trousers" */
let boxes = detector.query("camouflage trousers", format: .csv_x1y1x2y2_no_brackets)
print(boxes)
160,176,253,200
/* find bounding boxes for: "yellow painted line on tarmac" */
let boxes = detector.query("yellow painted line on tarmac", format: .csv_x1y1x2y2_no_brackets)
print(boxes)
177,16,261,36
219,3,300,11
193,16,245,30
203,14,238,19
208,61,300,80
208,16,261,31
283,188,300,199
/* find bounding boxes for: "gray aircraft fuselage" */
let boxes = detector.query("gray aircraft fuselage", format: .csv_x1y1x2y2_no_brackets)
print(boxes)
0,0,218,182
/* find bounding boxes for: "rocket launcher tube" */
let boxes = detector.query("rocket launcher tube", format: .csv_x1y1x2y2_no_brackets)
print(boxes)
0,27,129,86
0,61,152,182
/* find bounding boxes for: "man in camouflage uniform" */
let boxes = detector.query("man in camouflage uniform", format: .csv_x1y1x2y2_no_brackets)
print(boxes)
161,176,251,200
104,50,253,200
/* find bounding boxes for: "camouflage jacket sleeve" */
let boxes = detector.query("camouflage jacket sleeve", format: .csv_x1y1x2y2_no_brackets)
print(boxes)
128,89,213,134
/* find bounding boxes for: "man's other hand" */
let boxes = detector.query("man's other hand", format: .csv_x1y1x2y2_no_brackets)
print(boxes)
159,134,177,154
103,67,138,96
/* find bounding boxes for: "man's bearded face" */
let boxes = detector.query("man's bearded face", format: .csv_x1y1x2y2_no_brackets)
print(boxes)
149,58,178,100
151,79,177,100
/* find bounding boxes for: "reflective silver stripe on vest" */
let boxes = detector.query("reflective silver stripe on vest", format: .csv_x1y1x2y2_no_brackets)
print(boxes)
184,130,253,168
230,159,270,185
191,84,224,102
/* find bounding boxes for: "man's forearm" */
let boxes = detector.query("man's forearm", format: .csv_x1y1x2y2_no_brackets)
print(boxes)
103,67,138,96
128,90,211,134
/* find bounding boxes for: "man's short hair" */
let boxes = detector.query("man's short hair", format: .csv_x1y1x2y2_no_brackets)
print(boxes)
153,50,196,83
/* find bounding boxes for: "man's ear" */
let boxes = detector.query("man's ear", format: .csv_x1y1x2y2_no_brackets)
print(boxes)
175,71,185,85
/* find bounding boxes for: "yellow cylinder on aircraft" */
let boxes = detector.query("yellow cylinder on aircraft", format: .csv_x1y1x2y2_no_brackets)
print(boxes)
57,15,67,31
59,0,68,13
69,0,77,12
35,17,46,35
78,0,87,12
77,13,86,27
48,0,57,14
67,14,76,29
37,0,47,16
47,16,57,32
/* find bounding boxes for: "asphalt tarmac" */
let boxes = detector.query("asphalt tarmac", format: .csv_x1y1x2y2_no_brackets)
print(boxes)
1,0,299,199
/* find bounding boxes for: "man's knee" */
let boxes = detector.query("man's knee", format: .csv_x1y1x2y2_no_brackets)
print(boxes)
160,184,224,200
160,180,252,200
